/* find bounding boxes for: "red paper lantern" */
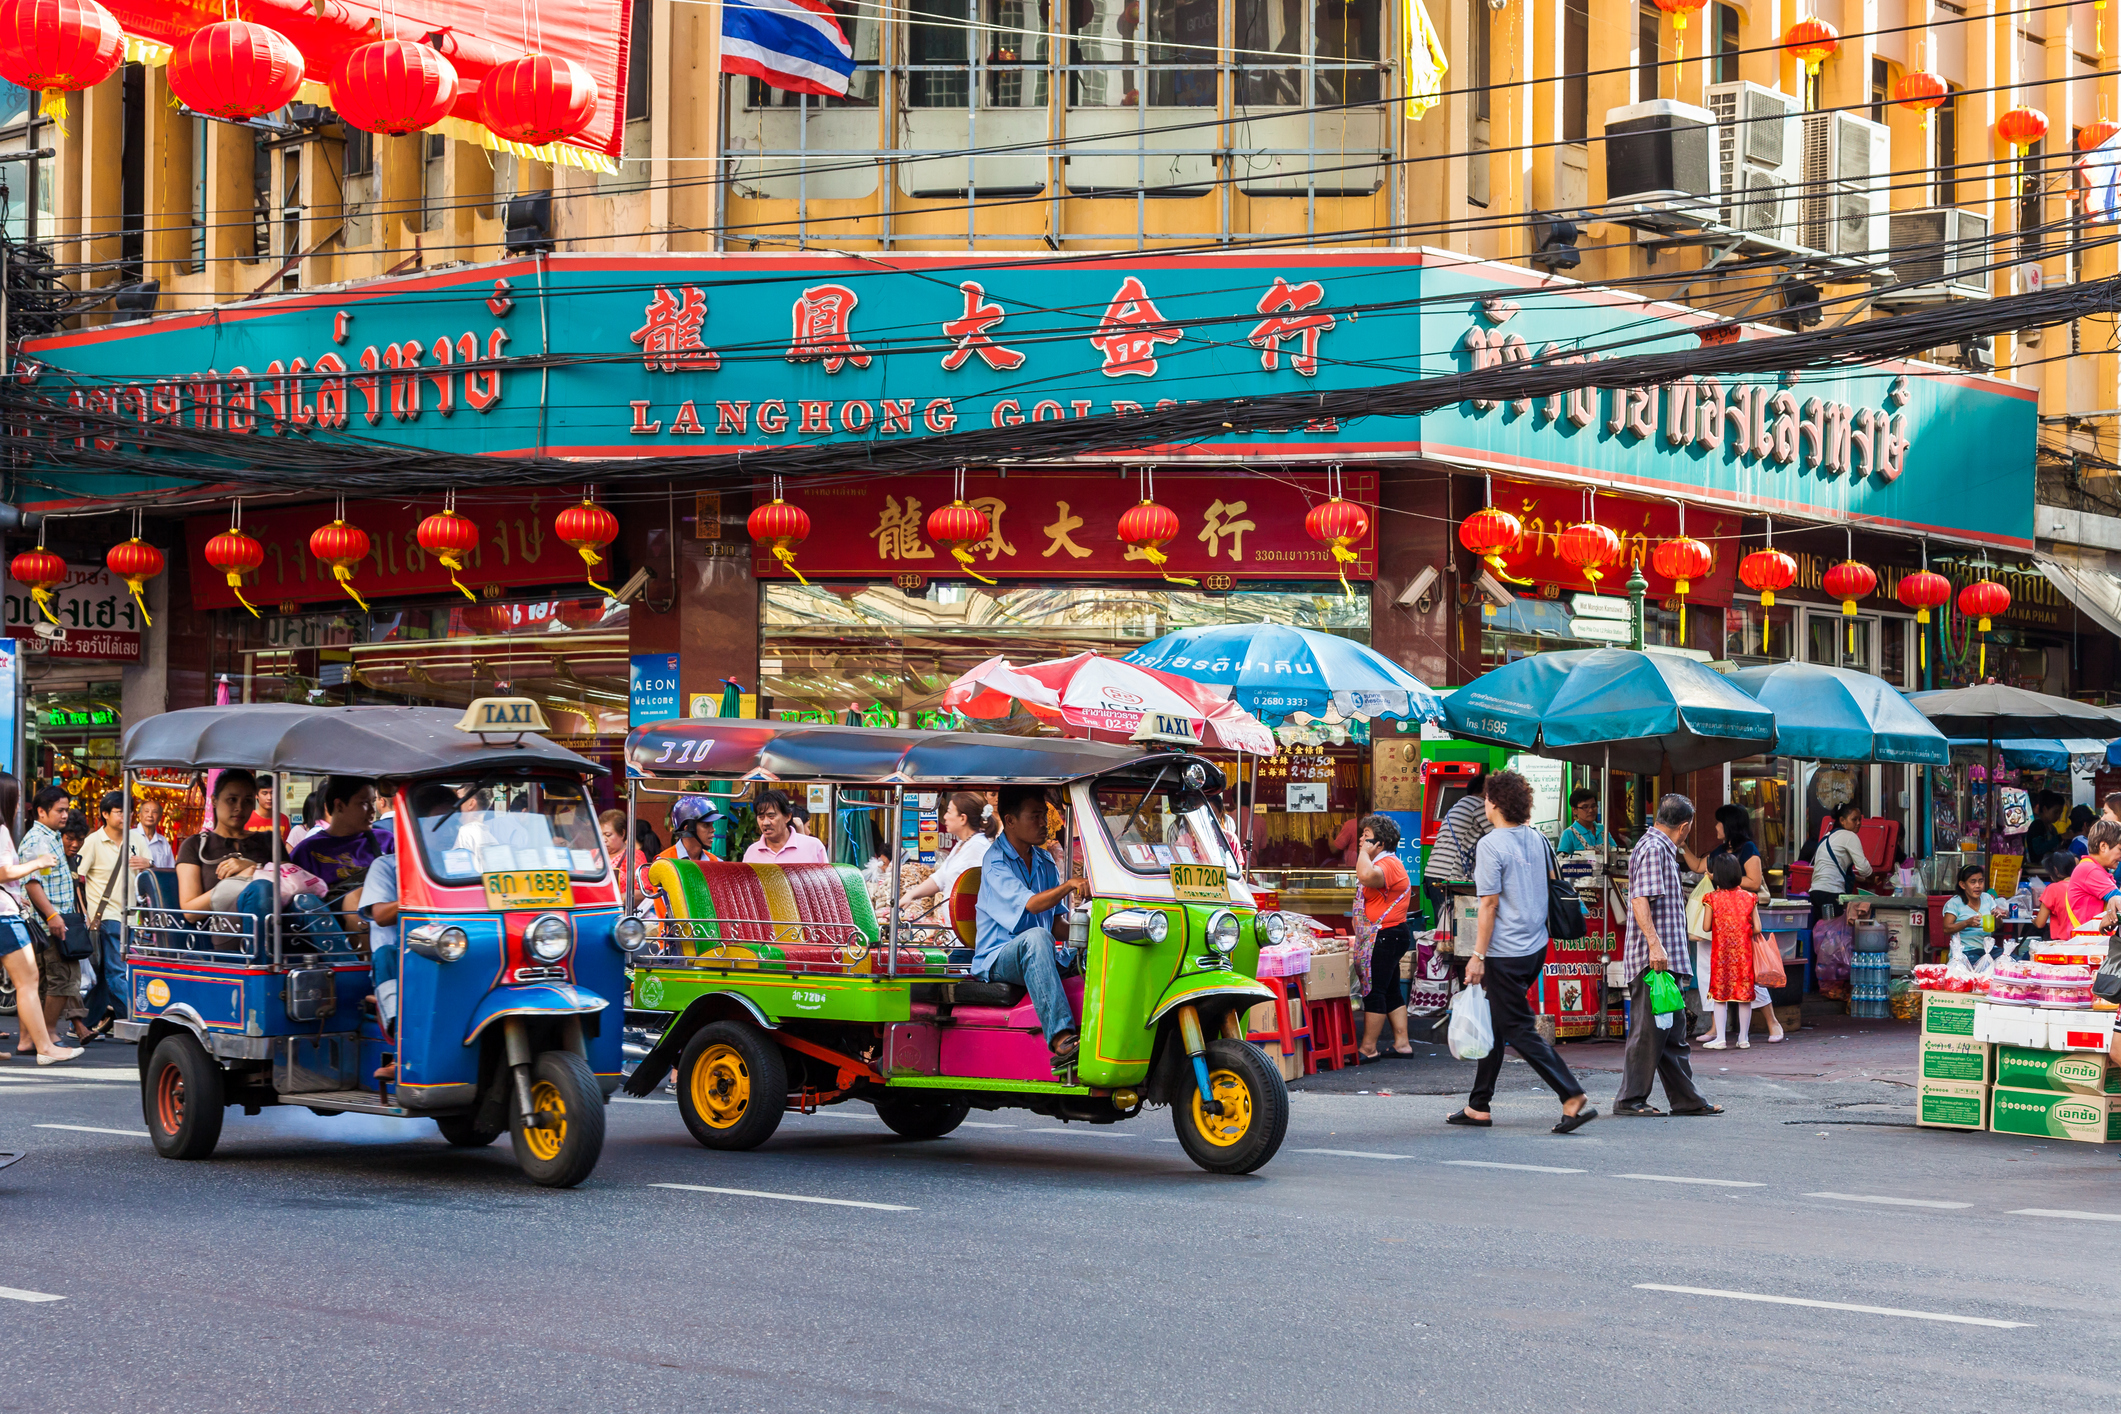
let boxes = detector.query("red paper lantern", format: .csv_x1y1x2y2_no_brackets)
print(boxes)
0,0,122,122
1651,536,1713,595
481,53,598,145
309,518,372,611
203,527,266,618
1998,105,2049,154
332,40,459,137
166,20,305,122
1957,578,2011,631
2080,119,2121,152
1738,548,1797,606
556,499,620,595
1119,499,1194,586
1458,506,1523,575
927,500,996,584
1652,0,1708,58
1558,521,1621,590
1895,568,1951,624
1892,70,1949,127
748,497,812,584
1784,16,1839,74
105,537,163,627
1821,559,1877,614
1305,498,1370,596
416,508,481,600
9,547,65,624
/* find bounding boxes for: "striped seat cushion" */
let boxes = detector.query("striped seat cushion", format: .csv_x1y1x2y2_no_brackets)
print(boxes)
650,860,943,973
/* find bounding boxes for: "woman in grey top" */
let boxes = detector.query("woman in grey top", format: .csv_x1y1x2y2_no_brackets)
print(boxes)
1448,769,1595,1134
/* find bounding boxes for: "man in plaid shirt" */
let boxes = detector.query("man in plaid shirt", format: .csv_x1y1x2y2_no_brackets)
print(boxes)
1615,793,1719,1117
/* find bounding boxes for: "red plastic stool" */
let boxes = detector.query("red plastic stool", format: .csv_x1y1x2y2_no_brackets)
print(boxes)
1243,974,1313,1074
1304,987,1358,1071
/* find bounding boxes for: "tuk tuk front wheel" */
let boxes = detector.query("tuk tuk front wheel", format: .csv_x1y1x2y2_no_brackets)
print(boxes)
508,1050,605,1188
1172,1038,1288,1175
143,1032,224,1161
677,1020,787,1151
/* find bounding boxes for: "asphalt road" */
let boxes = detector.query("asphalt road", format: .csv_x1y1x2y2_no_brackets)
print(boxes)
2,1038,2117,1414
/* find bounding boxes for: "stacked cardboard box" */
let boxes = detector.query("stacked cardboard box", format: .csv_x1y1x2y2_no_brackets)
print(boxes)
1916,991,2121,1140
1990,1046,2121,1143
1918,997,1991,1129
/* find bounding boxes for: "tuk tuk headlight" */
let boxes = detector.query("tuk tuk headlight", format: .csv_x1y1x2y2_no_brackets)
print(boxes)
1261,910,1288,947
1101,909,1170,945
409,924,470,962
436,927,470,963
613,916,648,953
526,913,573,962
1207,909,1240,954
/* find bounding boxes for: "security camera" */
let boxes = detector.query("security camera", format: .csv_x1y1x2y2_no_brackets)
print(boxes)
31,621,64,641
611,565,655,604
1396,565,1440,611
1477,569,1515,609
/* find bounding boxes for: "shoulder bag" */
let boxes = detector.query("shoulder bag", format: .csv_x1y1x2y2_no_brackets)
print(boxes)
1542,835,1586,940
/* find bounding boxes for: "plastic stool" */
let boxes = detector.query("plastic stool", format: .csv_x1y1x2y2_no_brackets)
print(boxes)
1305,989,1358,1071
1243,974,1314,1074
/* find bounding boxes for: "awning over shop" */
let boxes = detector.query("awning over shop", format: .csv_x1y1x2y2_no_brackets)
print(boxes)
2032,553,2121,640
1947,738,2113,770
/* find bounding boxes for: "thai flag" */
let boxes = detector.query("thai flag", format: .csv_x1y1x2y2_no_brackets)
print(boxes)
721,0,856,98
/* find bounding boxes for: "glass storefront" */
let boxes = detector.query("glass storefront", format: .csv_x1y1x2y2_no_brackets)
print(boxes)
30,678,122,807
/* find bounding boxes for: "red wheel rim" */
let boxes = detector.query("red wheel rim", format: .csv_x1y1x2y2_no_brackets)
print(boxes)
155,1063,185,1133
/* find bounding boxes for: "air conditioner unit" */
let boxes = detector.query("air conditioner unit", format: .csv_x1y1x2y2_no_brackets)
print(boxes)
1801,110,1891,263
1879,207,1993,303
1705,80,1801,243
1603,99,1720,230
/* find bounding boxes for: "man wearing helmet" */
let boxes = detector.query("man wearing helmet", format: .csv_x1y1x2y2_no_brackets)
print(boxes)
659,795,722,867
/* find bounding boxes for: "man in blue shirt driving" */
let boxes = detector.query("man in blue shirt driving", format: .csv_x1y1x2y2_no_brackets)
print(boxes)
975,786,1087,1071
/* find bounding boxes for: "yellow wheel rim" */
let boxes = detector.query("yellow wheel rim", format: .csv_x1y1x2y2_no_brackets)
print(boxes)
522,1079,567,1162
1189,1068,1252,1148
691,1043,752,1129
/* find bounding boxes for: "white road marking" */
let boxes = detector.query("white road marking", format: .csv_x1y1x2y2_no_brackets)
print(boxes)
1439,1160,1586,1174
799,1111,887,1123
0,1066,136,1078
1027,1128,1136,1137
960,1121,1017,1129
1806,1192,1972,1209
0,1074,130,1084
33,1124,148,1138
2010,1207,2121,1223
1635,1284,2031,1328
1296,1148,1412,1160
610,1097,675,1105
1619,1174,1766,1188
0,1285,64,1303
650,1183,915,1212
1148,1136,1182,1143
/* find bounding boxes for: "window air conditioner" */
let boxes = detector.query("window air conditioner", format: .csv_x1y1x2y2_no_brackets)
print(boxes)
1800,110,1891,262
1879,208,1993,304
1704,80,1801,244
1603,99,1720,231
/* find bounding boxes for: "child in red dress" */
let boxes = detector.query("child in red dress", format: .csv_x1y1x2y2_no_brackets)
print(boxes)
1702,852,1763,1050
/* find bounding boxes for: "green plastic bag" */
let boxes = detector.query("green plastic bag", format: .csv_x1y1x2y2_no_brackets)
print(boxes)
1644,969,1686,1016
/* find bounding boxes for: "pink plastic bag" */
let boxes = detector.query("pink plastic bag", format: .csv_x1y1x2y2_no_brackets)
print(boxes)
1811,916,1853,987
274,864,326,903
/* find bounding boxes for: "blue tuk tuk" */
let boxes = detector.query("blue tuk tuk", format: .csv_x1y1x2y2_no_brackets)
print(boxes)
112,699,645,1187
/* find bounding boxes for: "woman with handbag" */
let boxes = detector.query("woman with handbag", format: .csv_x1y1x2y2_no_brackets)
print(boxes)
1353,814,1415,1060
0,775,81,1064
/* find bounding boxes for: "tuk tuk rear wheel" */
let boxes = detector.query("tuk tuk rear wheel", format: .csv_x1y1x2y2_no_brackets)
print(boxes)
677,1020,786,1151
143,1032,224,1161
873,1091,970,1139
1172,1038,1288,1175
508,1050,605,1188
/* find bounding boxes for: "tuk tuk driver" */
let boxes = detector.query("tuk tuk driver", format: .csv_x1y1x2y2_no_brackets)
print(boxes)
975,786,1087,1071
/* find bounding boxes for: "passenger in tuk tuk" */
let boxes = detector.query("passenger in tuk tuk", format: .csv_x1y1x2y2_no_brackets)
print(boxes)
175,769,274,916
358,850,401,1079
744,789,827,864
975,786,1088,1070
288,776,390,892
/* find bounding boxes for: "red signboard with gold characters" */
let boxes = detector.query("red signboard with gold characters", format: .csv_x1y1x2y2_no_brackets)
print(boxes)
752,470,1376,583
1491,477,1740,605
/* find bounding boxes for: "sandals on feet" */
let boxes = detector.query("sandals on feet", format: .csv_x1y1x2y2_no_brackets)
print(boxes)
1670,1103,1725,1116
1553,1105,1599,1134
1445,1110,1491,1127
1613,1103,1664,1117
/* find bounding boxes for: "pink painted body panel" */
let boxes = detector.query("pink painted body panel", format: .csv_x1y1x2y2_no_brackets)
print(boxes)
937,977,1085,1081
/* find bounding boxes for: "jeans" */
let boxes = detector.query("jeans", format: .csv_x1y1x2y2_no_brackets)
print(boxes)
84,919,126,1023
1616,970,1707,1112
371,937,399,1030
1467,949,1585,1111
976,926,1077,1043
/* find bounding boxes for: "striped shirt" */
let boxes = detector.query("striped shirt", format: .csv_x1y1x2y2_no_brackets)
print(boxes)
1422,796,1491,884
1624,827,1690,982
20,821,74,914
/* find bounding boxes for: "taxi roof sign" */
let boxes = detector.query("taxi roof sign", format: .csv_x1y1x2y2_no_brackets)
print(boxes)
456,697,551,735
1129,712,1205,748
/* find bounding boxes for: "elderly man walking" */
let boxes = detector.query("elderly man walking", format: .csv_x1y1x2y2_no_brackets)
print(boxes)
1615,793,1723,1118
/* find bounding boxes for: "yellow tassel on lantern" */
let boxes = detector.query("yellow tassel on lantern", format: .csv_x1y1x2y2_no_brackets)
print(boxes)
225,569,260,618
330,564,370,611
572,541,615,598
119,579,153,627
948,544,997,586
29,586,58,625
436,551,474,601
1134,543,1198,587
769,544,810,586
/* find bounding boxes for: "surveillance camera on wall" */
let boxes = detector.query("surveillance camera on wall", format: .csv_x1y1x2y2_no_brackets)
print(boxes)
612,566,655,604
1477,569,1515,610
1395,565,1439,612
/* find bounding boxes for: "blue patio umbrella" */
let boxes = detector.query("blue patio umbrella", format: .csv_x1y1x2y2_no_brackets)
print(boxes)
1963,738,2115,771
1727,662,1948,765
1443,648,1777,774
1122,623,1443,723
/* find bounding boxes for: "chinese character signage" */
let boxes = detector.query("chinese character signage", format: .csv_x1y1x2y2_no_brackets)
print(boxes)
756,469,1374,581
3,563,142,661
23,250,2035,546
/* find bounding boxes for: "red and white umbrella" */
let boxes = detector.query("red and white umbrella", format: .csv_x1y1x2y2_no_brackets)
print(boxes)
943,651,1276,754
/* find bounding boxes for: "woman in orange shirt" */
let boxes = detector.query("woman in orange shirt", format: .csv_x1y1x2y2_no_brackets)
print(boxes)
1354,814,1415,1061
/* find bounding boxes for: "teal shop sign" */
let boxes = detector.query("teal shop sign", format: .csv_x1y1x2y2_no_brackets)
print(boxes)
19,250,2034,546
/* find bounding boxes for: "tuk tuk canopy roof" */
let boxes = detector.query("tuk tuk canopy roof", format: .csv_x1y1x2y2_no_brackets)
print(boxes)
624,720,1220,787
123,705,607,778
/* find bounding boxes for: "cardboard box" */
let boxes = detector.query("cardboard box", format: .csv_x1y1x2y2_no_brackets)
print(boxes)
1270,1045,1304,1082
1245,996,1304,1045
1994,1046,2121,1096
1920,1036,1993,1085
1988,1086,2121,1143
1305,949,1351,1000
2050,1011,2116,1054
1922,991,1978,1040
1915,1078,1989,1131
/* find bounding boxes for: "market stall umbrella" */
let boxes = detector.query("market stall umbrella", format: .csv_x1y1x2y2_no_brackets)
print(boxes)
1121,624,1444,723
1442,648,1777,774
1727,662,1949,765
941,652,1277,754
1961,739,2115,770
1907,684,2121,740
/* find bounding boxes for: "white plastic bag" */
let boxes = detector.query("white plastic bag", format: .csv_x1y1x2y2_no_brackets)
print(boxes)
1447,983,1494,1061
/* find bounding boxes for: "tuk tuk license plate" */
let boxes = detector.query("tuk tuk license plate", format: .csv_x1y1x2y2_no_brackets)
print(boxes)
1170,863,1228,903
483,870,575,910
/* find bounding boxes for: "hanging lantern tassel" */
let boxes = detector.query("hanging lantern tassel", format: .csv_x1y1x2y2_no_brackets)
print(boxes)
9,548,67,625
925,500,997,586
1959,579,2012,680
309,518,372,611
1119,500,1197,587
1304,498,1369,599
416,509,482,600
556,499,620,597
105,537,165,627
1896,569,1951,674
1739,548,1797,657
202,528,266,617
1821,559,1878,658
747,497,813,585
